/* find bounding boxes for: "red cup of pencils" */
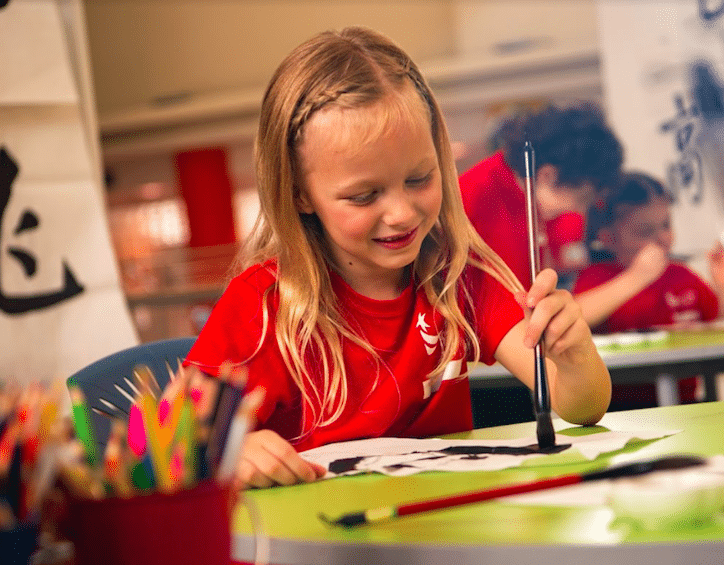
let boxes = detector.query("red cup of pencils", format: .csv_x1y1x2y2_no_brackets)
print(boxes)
66,480,232,565
61,363,254,565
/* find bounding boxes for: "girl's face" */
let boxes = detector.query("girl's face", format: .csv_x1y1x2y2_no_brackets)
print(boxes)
296,95,442,299
603,197,674,267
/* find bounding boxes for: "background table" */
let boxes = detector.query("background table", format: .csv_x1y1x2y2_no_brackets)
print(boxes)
231,401,724,565
470,327,724,406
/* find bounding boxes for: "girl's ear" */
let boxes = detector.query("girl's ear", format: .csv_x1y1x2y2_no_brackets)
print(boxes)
295,188,315,214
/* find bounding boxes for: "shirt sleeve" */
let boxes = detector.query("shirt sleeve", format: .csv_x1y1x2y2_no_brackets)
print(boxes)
185,274,268,372
463,266,524,365
183,268,299,431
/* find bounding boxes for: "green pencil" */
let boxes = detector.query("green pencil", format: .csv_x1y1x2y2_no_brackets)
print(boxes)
68,383,98,467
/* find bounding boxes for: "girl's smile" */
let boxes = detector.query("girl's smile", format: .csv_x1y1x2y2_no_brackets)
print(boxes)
373,227,418,249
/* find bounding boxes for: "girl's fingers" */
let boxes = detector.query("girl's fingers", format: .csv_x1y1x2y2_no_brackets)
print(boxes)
237,430,325,488
524,290,580,348
525,268,559,308
237,457,275,489
545,317,589,357
310,461,328,478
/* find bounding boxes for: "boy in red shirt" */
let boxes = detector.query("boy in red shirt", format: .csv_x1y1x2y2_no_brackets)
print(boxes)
459,103,624,289
574,171,724,406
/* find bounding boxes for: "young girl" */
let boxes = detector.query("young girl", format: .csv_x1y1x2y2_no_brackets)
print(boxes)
185,27,611,489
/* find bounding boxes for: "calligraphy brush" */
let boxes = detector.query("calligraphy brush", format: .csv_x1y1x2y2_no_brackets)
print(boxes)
523,140,555,449
319,454,706,527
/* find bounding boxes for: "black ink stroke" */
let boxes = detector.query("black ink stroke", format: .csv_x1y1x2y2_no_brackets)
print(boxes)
660,95,704,204
699,0,724,22
0,146,84,315
326,443,572,474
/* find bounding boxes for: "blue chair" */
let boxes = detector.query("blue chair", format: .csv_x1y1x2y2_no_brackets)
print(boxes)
66,337,197,451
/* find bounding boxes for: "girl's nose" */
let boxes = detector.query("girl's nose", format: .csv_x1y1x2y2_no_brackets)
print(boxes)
383,191,416,227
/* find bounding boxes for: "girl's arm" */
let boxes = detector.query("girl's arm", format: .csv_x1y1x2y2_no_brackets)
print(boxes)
495,269,611,425
574,242,669,328
233,429,327,489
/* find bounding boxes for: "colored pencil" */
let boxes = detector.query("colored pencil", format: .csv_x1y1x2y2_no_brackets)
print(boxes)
134,366,173,492
216,387,260,482
319,455,707,527
206,363,246,473
68,383,99,466
523,140,555,449
172,398,198,488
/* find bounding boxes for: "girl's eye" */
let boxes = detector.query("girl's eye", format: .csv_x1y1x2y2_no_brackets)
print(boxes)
406,172,433,187
347,191,377,205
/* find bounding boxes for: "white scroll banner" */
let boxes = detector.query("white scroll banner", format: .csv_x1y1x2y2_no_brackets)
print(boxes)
0,0,138,384
596,0,724,272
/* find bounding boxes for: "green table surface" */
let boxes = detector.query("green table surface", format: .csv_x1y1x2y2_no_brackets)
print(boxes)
231,401,724,564
596,326,724,360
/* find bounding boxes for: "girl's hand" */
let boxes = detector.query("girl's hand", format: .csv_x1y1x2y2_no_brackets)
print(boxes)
515,268,593,367
233,429,327,489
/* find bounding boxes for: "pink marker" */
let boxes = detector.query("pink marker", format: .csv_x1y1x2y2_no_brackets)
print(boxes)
127,403,147,458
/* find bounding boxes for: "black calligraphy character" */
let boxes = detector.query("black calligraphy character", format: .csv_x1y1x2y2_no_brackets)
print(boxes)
691,61,724,121
699,0,724,22
0,146,84,315
660,96,704,204
0,0,10,10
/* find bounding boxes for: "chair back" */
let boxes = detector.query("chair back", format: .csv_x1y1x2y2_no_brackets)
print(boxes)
66,337,196,451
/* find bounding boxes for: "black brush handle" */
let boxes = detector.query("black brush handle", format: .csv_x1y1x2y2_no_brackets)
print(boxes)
582,455,706,481
524,140,555,449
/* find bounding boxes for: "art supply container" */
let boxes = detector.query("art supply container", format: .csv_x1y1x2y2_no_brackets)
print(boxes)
66,481,232,565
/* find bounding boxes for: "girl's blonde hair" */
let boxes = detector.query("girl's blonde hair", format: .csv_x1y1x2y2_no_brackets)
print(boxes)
242,26,522,435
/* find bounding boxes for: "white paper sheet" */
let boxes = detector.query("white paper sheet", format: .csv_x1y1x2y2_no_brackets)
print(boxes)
301,428,680,478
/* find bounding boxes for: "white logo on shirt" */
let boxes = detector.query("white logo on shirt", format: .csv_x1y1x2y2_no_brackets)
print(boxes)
423,359,463,399
417,313,439,355
665,289,696,309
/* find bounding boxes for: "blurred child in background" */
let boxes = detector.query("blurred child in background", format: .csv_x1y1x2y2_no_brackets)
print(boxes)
574,171,724,331
573,171,724,406
459,103,624,289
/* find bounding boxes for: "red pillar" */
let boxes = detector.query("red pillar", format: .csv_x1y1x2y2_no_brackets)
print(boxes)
175,147,237,247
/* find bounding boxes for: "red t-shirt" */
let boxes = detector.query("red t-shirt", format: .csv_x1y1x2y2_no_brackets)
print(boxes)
459,152,587,286
573,262,719,333
185,261,523,451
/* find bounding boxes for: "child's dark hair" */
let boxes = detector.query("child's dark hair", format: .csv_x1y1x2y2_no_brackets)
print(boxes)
499,102,624,192
602,171,674,226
